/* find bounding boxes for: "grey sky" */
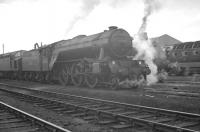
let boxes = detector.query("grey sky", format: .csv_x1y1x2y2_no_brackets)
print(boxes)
0,0,199,52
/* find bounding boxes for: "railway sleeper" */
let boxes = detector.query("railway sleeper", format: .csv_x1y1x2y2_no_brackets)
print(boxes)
71,112,87,117
95,106,117,111
0,115,16,120
129,113,155,119
1,126,39,132
0,122,32,129
175,121,199,128
44,105,63,109
62,109,80,114
52,107,69,112
118,111,139,115
111,123,133,130
0,118,23,124
97,119,117,125
145,116,174,123
82,115,98,121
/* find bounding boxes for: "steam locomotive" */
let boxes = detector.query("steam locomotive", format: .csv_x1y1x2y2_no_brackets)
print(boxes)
167,40,200,75
0,26,150,88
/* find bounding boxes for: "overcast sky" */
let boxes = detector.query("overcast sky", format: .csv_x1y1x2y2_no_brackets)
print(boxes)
0,0,200,53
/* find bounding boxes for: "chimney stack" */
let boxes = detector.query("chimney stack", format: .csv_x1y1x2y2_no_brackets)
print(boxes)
108,26,118,30
139,32,148,40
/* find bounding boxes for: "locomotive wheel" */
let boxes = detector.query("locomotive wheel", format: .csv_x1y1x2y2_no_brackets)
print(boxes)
24,72,29,81
38,73,45,82
45,72,51,83
59,66,70,86
111,77,120,89
137,74,145,81
137,74,145,87
71,63,84,87
13,72,17,80
28,72,32,81
85,74,98,88
35,73,40,81
128,74,138,88
31,72,36,81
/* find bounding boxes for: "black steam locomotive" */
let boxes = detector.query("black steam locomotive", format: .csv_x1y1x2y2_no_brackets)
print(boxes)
0,26,150,88
167,40,200,75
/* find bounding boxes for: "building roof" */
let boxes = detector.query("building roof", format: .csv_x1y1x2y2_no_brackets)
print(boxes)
151,34,182,47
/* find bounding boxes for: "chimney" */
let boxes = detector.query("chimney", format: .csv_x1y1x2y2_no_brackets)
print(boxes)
139,32,148,40
108,26,118,30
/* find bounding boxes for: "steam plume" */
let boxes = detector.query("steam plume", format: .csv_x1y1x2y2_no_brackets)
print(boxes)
0,0,38,4
133,0,160,85
66,0,100,34
138,0,160,35
109,0,132,8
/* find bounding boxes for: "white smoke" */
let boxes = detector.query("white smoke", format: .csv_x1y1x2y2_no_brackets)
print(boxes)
133,36,158,85
66,0,100,34
133,0,161,85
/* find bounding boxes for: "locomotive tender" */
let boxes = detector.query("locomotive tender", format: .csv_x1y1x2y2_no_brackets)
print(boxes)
0,26,150,88
167,40,200,75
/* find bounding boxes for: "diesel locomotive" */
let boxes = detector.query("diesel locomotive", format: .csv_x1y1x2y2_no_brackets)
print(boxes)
167,40,200,75
0,26,150,88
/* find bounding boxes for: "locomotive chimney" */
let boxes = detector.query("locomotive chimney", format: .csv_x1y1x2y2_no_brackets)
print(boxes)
139,32,148,40
108,26,118,30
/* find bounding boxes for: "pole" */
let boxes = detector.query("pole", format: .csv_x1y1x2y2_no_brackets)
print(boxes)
2,44,4,54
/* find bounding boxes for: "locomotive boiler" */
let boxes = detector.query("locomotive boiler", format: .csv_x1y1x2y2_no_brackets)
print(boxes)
0,26,150,88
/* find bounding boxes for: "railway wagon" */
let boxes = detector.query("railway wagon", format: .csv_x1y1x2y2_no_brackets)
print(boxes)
0,50,25,78
167,40,200,75
1,26,150,88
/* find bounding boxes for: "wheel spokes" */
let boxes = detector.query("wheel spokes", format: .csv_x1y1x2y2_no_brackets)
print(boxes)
59,66,70,86
85,74,98,88
71,63,84,86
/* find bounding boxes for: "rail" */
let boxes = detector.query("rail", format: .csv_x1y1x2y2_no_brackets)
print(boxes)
0,82,199,132
0,101,71,132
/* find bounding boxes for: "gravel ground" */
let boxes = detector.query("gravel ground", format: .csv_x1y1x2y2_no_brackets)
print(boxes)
0,91,110,132
150,82,200,92
0,79,200,114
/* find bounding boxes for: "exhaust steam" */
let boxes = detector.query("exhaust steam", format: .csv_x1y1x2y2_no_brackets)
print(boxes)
66,0,100,34
133,0,161,85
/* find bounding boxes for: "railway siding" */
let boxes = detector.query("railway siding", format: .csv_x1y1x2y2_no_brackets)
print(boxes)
0,83,199,132
0,101,71,132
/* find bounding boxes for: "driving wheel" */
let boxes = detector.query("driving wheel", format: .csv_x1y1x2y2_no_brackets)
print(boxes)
59,66,70,86
85,74,98,88
71,63,84,86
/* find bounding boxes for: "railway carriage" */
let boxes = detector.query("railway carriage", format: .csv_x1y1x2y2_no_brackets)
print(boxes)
167,41,200,75
0,50,24,79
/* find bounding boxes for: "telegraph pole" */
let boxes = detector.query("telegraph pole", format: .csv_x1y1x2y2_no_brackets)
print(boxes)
2,43,4,54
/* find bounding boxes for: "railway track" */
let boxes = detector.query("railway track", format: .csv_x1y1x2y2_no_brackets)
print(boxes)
0,101,70,132
163,75,200,84
145,88,200,98
0,82,200,132
162,80,200,85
